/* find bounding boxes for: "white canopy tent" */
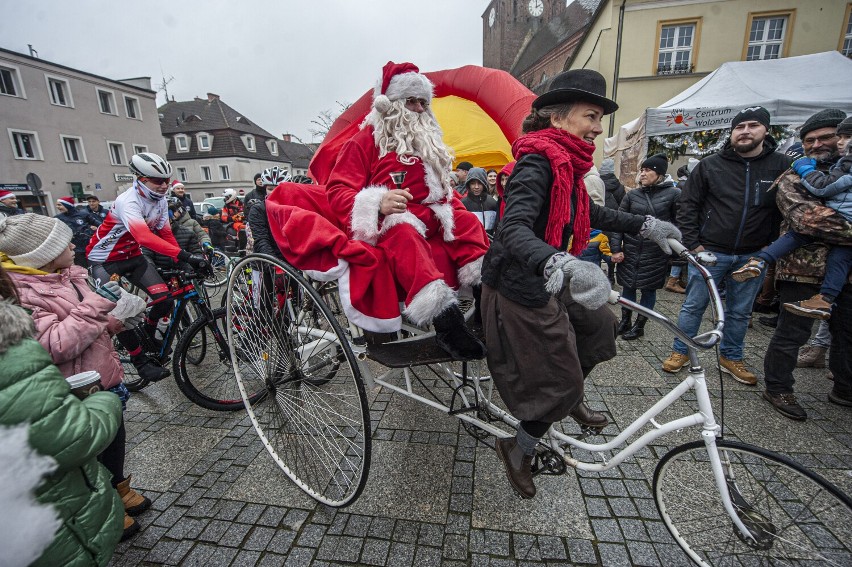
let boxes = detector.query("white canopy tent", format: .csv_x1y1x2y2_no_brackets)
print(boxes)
605,52,852,180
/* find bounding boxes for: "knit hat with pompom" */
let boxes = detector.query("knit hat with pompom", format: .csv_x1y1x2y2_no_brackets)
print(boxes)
0,213,73,268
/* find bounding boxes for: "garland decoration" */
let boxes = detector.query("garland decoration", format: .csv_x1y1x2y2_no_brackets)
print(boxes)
647,125,797,161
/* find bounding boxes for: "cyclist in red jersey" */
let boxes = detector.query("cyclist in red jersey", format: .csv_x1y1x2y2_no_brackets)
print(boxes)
87,152,210,382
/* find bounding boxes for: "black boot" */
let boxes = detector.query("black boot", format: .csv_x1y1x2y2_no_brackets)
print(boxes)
131,353,170,382
495,437,536,499
433,304,486,361
569,402,609,428
616,308,632,336
621,315,647,341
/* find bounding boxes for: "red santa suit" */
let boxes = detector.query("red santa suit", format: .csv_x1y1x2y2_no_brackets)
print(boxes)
326,126,489,325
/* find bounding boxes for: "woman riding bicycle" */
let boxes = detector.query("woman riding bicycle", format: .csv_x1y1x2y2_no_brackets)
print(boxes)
86,152,210,382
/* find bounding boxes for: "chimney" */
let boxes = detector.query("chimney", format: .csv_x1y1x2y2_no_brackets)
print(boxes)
282,134,291,142
207,92,219,102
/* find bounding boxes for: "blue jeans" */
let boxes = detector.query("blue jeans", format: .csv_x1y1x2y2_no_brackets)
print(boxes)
673,252,766,360
758,231,852,299
621,287,657,310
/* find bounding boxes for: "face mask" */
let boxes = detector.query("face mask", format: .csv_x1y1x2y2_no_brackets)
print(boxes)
135,180,166,201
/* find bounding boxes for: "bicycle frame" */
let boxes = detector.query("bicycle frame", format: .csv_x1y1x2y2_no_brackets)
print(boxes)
145,272,216,359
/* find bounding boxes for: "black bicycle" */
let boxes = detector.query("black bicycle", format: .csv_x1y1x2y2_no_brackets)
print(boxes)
115,268,265,411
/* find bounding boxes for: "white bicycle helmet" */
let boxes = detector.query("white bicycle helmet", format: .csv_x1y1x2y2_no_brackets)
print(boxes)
222,188,238,204
129,152,173,179
260,166,289,186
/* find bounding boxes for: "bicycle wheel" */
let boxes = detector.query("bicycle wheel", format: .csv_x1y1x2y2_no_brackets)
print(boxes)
173,307,265,411
113,335,146,392
654,439,852,566
181,306,205,366
203,249,231,289
226,254,371,507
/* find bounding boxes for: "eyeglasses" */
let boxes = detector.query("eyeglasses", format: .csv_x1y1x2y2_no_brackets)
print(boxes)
144,177,171,186
405,97,429,108
802,133,838,146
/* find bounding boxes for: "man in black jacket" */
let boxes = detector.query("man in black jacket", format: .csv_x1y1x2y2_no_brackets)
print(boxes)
662,106,790,384
169,181,197,220
84,195,109,224
0,191,24,216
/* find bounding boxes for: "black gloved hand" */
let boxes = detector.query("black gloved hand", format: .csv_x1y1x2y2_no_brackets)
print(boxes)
178,250,212,275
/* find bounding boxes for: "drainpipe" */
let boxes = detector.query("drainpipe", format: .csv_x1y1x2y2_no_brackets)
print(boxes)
608,0,627,137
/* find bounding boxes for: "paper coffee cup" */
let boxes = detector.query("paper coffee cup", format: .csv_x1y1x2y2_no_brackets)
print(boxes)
66,371,102,399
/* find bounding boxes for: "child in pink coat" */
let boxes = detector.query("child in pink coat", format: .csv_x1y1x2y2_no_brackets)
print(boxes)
0,212,151,540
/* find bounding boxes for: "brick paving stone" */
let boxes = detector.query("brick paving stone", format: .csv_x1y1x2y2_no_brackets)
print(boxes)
591,518,623,542
565,537,597,565
442,533,468,560
360,538,391,566
627,540,660,566
367,516,395,538
386,541,416,567
257,506,287,527
645,521,674,544
267,530,297,554
619,518,651,542
392,519,419,543
257,553,287,567
144,540,179,564
236,503,266,524
199,519,231,542
165,517,208,540
243,526,277,551
414,545,442,566
598,543,632,567
296,523,327,547
578,477,605,496
186,497,218,518
536,535,567,560
444,512,470,535
451,475,473,494
214,499,245,521
600,479,629,497
584,496,610,517
453,461,474,477
654,543,693,566
311,506,337,525
417,523,444,546
392,429,411,442
489,558,519,567
166,540,194,564
131,525,167,549
151,491,179,511
221,522,252,547
449,493,473,512
512,533,541,561
624,479,653,498
230,549,262,566
152,506,186,528
316,535,363,562
608,497,639,517
635,497,660,519
470,553,489,567
483,529,511,556
344,514,372,537
284,547,315,567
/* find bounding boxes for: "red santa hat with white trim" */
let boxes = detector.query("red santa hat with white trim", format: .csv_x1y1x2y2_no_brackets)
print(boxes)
372,61,434,114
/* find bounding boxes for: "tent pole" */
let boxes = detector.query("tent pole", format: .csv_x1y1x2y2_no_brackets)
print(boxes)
609,0,627,137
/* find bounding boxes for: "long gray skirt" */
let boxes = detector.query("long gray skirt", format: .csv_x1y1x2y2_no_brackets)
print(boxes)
481,284,618,423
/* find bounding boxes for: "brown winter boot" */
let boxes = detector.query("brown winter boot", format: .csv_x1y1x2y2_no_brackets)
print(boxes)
664,276,685,294
116,476,151,516
796,345,827,368
121,513,140,541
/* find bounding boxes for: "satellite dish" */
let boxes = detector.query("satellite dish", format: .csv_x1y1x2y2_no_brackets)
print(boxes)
26,172,42,192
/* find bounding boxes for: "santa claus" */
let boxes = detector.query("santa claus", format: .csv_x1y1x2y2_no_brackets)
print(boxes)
326,61,489,360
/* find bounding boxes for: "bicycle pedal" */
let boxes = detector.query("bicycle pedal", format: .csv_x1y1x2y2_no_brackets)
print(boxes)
579,424,605,436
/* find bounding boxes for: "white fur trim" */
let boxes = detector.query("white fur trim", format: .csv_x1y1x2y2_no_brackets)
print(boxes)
375,72,434,103
337,268,401,333
457,256,483,288
427,202,455,242
350,185,388,245
303,258,349,282
421,161,451,204
379,211,427,238
374,94,392,114
403,279,457,326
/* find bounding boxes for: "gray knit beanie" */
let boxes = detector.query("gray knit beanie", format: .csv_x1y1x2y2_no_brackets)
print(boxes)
599,158,615,175
836,116,852,137
799,108,847,140
0,213,73,268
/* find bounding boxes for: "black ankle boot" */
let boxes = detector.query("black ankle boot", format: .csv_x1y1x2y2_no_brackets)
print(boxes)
622,315,647,341
495,437,536,498
131,354,170,382
616,308,632,336
569,402,609,428
433,304,486,361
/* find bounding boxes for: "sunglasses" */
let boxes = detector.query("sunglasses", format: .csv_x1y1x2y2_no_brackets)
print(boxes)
802,133,838,146
143,177,171,186
405,97,429,108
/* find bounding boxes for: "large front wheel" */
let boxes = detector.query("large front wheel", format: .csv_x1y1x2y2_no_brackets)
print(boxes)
225,254,371,507
654,439,852,566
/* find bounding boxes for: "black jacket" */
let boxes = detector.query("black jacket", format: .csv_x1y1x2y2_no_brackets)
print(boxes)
0,203,23,216
461,192,500,235
243,187,267,222
678,136,789,254
86,204,108,224
246,201,282,258
175,194,196,220
611,181,680,290
482,154,645,307
601,173,626,210
55,210,99,254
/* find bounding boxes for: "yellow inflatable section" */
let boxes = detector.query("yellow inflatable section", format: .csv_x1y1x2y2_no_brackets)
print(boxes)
432,95,513,172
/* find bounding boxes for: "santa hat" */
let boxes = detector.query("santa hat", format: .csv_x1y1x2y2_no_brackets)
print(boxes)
170,180,185,190
57,196,76,209
0,213,73,269
372,61,434,114
0,190,15,201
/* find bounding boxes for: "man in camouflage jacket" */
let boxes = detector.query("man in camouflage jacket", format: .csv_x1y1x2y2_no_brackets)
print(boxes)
763,126,852,420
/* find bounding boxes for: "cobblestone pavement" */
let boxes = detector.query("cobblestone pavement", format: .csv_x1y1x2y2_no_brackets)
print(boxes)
110,288,852,566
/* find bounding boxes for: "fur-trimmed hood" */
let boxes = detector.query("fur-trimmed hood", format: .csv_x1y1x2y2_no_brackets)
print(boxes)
0,301,34,354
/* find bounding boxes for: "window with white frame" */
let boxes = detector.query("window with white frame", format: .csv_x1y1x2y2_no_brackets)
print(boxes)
46,76,73,107
175,135,189,152
0,66,24,98
60,135,86,163
197,132,212,151
133,144,148,155
657,22,696,75
124,95,140,119
204,192,214,198
242,134,255,152
97,89,116,114
746,14,788,61
107,141,126,166
8,129,42,160
177,167,188,182
201,166,212,181
267,139,278,155
218,165,231,180
842,5,852,57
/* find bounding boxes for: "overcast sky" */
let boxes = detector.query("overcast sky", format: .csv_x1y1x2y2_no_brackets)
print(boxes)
1,0,487,143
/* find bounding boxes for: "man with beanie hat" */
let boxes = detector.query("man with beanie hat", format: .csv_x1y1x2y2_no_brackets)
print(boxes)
455,161,473,193
756,108,852,419
0,190,23,216
169,180,196,220
663,105,789,385
54,196,99,268
326,61,490,361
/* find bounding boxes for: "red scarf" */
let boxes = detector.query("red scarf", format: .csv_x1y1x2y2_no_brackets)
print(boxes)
511,128,594,255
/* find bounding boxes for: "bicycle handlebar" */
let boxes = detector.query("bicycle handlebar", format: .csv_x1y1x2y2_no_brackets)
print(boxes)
608,238,725,351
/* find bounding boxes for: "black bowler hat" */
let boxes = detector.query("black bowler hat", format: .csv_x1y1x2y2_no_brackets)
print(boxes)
532,69,618,115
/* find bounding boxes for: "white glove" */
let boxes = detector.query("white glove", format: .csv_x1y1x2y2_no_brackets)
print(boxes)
639,216,682,255
543,252,611,310
95,281,122,302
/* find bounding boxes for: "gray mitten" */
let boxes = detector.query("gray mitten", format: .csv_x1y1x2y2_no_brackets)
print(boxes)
122,313,146,330
95,280,122,302
543,252,611,310
639,216,682,255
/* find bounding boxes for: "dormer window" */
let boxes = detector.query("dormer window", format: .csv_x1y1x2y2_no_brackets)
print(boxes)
241,134,256,152
267,139,278,155
175,134,189,152
196,132,212,151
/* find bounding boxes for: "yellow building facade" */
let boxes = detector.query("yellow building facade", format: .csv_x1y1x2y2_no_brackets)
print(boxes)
568,0,852,158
